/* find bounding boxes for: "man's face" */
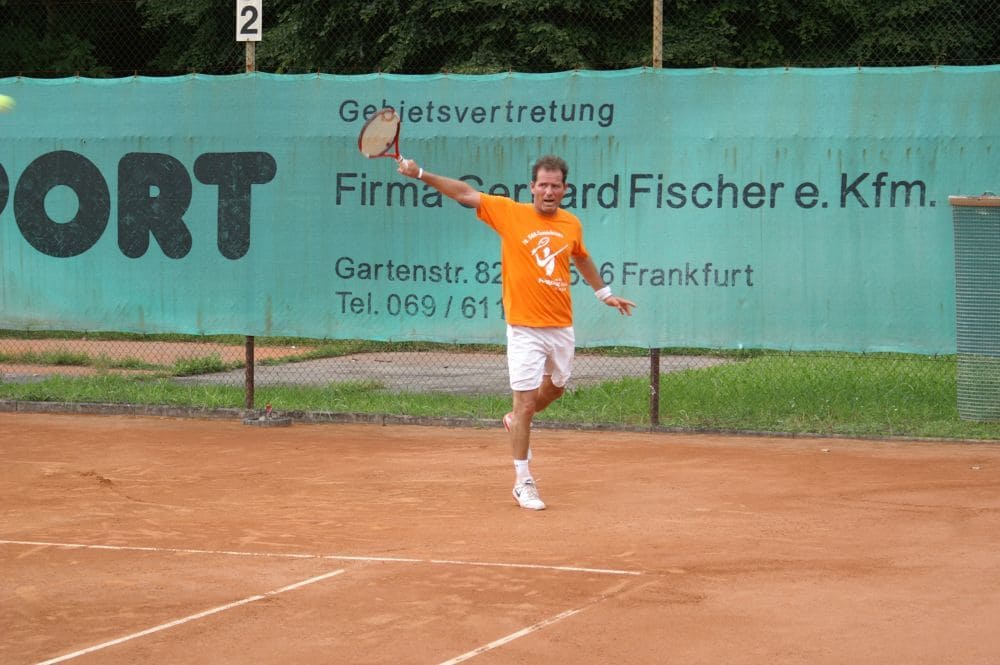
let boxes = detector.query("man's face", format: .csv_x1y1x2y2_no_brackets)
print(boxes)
530,167,567,216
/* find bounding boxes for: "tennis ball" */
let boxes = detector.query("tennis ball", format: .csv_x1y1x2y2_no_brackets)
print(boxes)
0,95,15,112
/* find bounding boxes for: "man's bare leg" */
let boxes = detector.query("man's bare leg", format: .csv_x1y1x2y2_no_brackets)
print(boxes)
510,376,564,459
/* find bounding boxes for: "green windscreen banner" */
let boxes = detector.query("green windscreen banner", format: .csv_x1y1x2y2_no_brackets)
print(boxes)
1,67,997,352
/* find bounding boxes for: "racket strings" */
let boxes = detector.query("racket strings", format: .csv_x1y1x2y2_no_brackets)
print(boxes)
359,111,401,158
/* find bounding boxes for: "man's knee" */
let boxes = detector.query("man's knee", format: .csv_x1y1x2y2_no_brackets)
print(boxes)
541,375,564,394
535,380,564,412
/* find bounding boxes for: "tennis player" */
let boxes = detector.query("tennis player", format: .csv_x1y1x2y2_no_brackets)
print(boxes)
398,155,635,510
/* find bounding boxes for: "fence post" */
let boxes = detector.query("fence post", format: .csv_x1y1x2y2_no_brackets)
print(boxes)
245,335,255,410
244,30,256,412
649,348,661,426
653,0,663,68
650,2,663,426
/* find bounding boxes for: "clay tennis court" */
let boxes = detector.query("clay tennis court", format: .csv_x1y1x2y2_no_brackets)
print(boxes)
2,411,999,664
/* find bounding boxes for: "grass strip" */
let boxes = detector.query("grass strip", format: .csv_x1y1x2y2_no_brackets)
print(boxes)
2,353,998,440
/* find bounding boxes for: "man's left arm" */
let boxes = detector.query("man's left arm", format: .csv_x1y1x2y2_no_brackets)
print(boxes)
573,255,636,316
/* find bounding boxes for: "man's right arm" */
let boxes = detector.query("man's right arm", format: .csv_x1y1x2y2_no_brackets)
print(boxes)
397,158,481,209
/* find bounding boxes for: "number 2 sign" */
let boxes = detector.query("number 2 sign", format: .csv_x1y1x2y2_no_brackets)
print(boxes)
236,0,262,42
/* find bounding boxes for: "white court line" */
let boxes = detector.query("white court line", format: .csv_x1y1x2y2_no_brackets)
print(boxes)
440,577,638,665
0,539,420,563
34,569,345,665
429,558,640,576
0,539,641,576
437,607,584,665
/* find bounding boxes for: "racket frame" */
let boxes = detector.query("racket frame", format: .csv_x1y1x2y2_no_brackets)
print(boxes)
357,107,402,159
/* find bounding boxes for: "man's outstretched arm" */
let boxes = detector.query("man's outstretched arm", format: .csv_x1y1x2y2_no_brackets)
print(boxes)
397,158,481,210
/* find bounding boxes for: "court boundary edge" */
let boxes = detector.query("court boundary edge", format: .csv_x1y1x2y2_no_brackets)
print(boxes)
1,398,996,444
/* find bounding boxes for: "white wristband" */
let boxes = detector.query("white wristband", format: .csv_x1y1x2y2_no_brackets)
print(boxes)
594,286,613,302
417,167,424,180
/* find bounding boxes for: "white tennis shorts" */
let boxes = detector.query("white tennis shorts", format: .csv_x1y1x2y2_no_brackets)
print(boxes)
506,325,575,391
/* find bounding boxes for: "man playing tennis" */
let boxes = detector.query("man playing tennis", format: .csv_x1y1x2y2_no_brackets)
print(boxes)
398,155,635,510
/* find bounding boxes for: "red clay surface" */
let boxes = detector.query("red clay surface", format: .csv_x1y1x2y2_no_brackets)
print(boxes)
2,412,999,664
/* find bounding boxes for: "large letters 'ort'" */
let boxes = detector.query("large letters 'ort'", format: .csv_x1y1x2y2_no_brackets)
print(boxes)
1,150,276,259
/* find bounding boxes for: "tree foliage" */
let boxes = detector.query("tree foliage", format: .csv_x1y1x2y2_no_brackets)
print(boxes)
0,0,996,77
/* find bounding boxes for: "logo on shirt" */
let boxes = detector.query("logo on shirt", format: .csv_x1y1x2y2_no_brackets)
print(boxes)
528,236,568,277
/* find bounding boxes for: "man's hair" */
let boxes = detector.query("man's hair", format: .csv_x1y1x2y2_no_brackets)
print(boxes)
531,155,568,183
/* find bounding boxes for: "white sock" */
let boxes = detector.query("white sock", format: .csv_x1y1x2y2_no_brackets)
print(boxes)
513,459,532,483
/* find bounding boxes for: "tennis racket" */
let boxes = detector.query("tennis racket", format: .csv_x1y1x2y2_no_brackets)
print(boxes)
357,107,402,160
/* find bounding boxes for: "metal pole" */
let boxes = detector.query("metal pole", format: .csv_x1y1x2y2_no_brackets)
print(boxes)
245,41,256,73
245,335,255,410
653,0,663,68
649,348,661,427
650,0,663,425
244,39,256,412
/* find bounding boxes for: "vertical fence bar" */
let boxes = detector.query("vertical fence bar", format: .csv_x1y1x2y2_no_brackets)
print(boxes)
650,1,663,426
245,335,255,410
652,0,663,68
649,348,661,426
245,41,256,73
244,33,256,411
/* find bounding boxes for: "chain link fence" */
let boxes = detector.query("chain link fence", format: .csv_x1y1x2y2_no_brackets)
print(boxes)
0,0,998,78
1,1,997,435
0,331,965,436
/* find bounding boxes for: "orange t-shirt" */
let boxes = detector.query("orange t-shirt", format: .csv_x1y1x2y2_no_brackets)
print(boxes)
477,194,589,328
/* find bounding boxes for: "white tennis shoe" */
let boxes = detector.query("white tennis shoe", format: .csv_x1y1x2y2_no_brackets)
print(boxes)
512,479,546,510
